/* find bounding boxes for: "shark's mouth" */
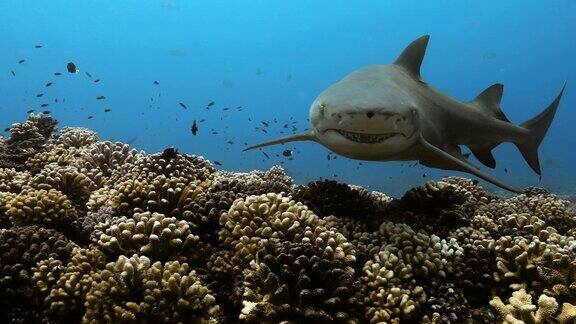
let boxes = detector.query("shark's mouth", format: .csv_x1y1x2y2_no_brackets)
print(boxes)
335,129,401,144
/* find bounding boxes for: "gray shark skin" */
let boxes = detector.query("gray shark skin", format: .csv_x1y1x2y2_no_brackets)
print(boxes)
244,35,565,193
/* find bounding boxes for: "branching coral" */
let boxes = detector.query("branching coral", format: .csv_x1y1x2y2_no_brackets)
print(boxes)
291,179,381,220
79,141,141,178
91,211,204,262
4,188,77,232
26,163,99,204
83,255,222,323
240,241,360,322
0,167,31,193
54,127,99,149
490,289,576,324
0,225,74,322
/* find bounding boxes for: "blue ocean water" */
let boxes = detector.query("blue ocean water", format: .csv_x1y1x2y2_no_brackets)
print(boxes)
0,0,574,196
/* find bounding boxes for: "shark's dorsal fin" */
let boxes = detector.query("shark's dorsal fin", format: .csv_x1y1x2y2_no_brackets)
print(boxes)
394,35,430,80
472,83,509,122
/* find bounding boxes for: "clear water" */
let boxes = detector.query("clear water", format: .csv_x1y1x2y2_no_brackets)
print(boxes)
1,0,574,196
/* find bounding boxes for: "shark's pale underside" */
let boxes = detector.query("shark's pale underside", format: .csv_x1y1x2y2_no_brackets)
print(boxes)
244,35,565,193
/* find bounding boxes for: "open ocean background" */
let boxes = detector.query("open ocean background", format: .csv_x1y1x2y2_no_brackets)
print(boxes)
0,0,574,196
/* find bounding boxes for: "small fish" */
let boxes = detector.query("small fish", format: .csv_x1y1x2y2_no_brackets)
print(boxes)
153,81,159,85
261,121,269,127
45,82,53,87
211,131,218,135
261,129,268,133
262,151,270,159
55,98,58,103
213,161,222,166
36,93,43,97
248,117,252,121
472,179,479,185
41,103,49,107
42,110,51,114
18,59,25,64
104,108,111,112
223,107,230,111
35,44,43,48
67,62,78,73
54,72,62,76
327,153,331,160
227,140,234,145
10,71,15,76
179,102,187,109
199,119,206,123
283,124,289,128
190,120,198,135
504,168,508,174
4,127,10,132
207,101,215,107
85,72,92,78
423,173,427,178
96,96,106,100
282,149,292,157
26,109,35,113
87,115,94,119
94,79,100,83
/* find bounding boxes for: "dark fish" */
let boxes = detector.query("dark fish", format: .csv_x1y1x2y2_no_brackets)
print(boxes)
36,93,43,97
42,110,51,114
472,179,479,185
190,120,198,135
422,173,427,178
327,153,331,160
504,168,508,174
35,45,43,48
66,62,77,73
283,124,289,128
41,103,49,107
153,81,159,85
179,102,187,109
87,115,94,119
18,59,25,64
85,72,92,78
207,101,215,107
213,161,222,166
4,127,10,132
161,147,179,160
248,117,252,121
282,149,292,157
261,121,269,127
104,108,111,112
199,119,206,123
26,109,35,113
10,71,15,76
261,129,268,133
45,82,53,87
227,140,234,144
94,79,100,83
262,151,270,159
223,107,229,111
211,131,218,135
54,72,62,76
55,98,58,103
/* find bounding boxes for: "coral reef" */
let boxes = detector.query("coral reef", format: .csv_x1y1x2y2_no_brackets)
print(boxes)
1,115,576,323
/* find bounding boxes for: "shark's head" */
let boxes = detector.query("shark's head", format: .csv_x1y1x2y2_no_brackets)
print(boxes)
308,65,420,160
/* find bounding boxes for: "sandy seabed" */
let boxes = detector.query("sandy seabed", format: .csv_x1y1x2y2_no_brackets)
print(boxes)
1,114,576,324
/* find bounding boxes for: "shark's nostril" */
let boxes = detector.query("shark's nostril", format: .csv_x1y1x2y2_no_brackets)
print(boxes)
366,111,375,118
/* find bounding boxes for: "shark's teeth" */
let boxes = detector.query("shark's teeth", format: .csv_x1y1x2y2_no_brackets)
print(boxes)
336,130,398,143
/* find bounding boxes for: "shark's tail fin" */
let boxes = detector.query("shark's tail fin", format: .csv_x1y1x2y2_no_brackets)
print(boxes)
515,84,565,175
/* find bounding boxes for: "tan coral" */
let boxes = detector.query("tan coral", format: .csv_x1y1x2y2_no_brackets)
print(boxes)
91,211,203,262
25,163,99,204
82,255,222,323
490,289,559,324
4,188,76,229
0,168,31,193
54,127,99,148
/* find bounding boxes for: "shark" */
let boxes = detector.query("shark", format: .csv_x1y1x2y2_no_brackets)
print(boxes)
244,35,565,193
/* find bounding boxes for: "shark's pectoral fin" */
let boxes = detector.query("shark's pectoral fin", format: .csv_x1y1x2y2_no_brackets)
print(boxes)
418,135,524,193
243,130,317,151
